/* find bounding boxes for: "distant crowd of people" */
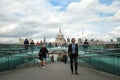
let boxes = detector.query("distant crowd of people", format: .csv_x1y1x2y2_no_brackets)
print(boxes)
24,38,35,50
23,38,44,51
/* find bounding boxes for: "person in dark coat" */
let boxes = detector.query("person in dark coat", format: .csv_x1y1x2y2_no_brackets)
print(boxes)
63,54,67,64
24,38,29,50
39,44,49,68
68,38,78,75
51,55,54,62
83,39,89,50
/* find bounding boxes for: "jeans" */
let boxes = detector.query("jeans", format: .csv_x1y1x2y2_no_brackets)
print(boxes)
69,54,78,73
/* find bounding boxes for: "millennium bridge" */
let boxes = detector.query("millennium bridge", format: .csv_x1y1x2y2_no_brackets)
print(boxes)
0,44,120,80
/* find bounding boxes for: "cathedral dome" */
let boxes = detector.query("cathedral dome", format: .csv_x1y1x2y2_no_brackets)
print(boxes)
55,29,65,46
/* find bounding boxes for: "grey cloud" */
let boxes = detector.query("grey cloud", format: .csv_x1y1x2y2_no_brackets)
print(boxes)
0,0,120,43
0,14,20,24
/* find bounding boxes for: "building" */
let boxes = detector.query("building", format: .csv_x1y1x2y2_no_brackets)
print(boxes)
43,37,46,44
55,29,65,46
117,38,120,42
78,38,82,45
19,38,24,44
66,38,70,45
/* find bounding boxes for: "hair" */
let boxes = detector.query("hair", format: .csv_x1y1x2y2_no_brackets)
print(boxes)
71,38,76,42
85,39,87,41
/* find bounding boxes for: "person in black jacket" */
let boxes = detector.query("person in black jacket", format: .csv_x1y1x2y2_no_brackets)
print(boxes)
63,54,67,64
83,39,89,50
39,44,49,68
24,38,29,50
68,38,78,75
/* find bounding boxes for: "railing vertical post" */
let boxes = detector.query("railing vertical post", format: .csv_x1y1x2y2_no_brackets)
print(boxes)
112,56,115,75
98,56,101,71
7,55,10,70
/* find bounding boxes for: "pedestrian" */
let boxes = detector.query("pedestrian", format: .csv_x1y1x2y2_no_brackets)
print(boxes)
63,54,67,64
51,55,54,62
68,38,79,75
39,44,49,68
30,40,35,50
24,38,29,51
83,39,89,50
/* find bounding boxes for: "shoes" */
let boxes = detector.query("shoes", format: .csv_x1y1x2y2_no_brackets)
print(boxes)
71,72,73,74
42,66,45,68
75,72,79,75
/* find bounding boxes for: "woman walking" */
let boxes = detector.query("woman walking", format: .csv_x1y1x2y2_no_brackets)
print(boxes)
38,44,49,68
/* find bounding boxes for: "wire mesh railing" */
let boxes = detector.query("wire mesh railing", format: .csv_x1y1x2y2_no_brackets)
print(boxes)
78,45,120,76
0,43,120,76
0,44,42,72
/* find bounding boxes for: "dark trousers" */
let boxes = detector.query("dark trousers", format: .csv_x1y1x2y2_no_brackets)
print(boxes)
69,54,78,73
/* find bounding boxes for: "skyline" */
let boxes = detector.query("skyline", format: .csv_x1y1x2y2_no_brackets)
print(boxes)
0,0,120,43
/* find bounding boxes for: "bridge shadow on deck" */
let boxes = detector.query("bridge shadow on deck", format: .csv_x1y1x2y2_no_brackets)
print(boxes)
0,62,120,80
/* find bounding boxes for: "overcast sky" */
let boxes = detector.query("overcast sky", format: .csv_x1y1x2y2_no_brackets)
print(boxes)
0,0,120,43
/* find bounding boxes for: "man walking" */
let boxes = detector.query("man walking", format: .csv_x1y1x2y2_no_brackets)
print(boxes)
68,38,78,75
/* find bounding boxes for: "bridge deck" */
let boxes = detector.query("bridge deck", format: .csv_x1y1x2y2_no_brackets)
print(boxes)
0,62,119,80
